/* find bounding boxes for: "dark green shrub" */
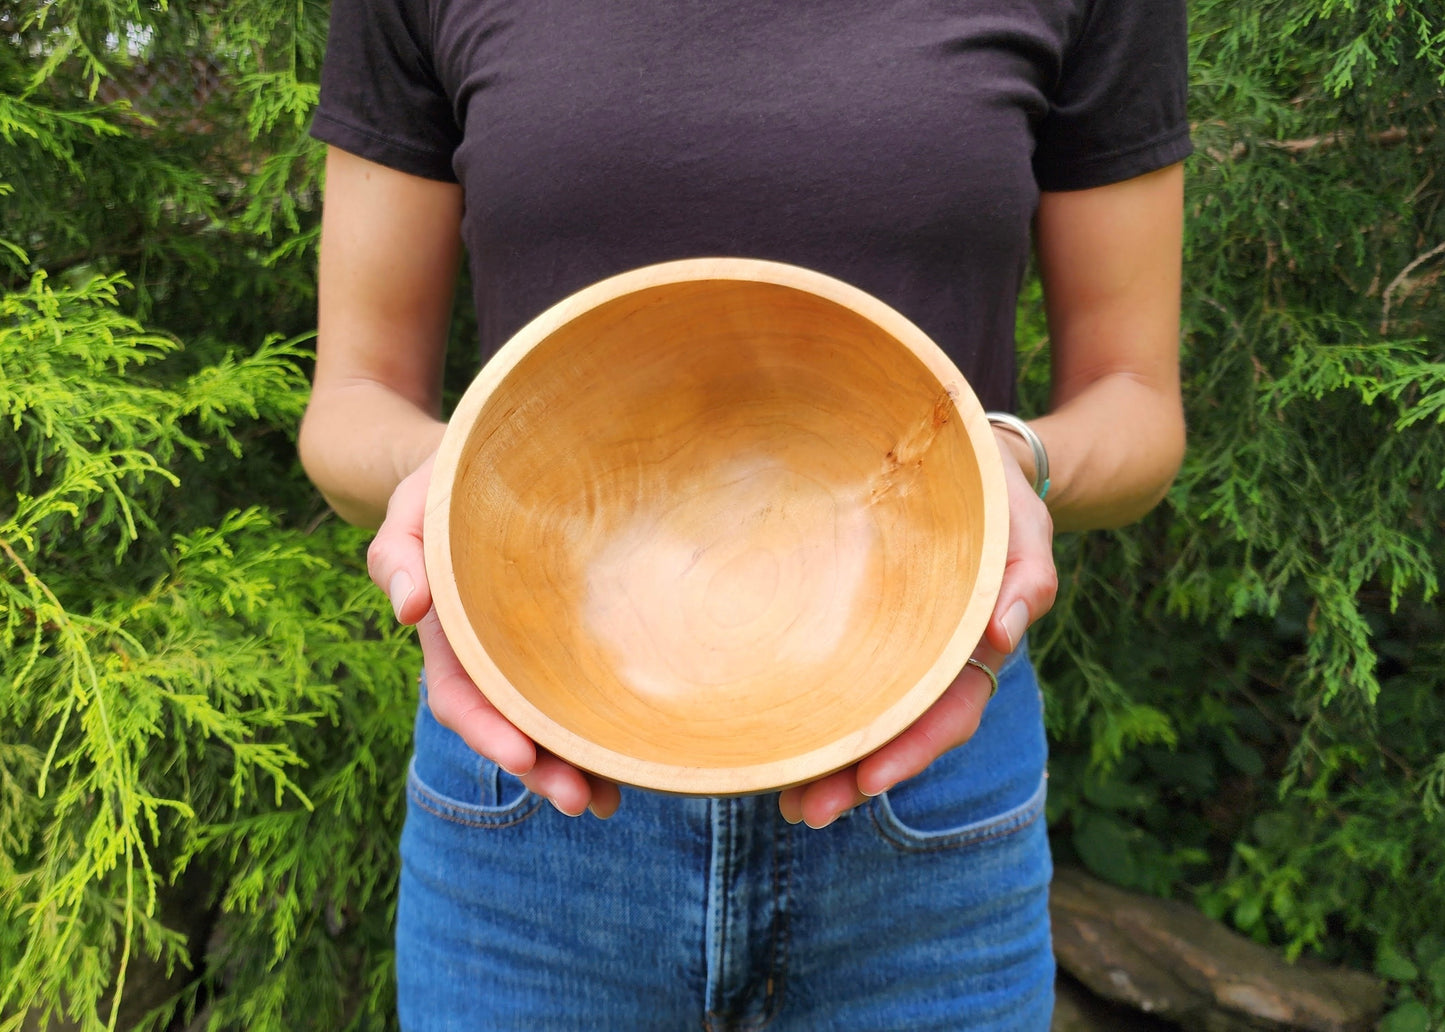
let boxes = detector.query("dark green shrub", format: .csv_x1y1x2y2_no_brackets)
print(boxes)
1033,3,1445,1026
2,0,1442,1028
2,2,416,1028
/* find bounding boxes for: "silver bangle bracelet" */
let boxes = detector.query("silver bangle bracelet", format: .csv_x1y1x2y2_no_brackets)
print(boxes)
985,412,1050,499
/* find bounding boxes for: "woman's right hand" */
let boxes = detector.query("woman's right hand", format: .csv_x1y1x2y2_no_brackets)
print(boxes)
365,454,622,819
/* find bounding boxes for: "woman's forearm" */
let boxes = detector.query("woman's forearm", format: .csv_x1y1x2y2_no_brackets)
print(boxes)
1020,164,1187,534
298,383,446,529
301,149,463,528
1017,373,1185,533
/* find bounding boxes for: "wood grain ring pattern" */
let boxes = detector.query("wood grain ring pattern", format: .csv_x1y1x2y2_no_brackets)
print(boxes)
425,258,1008,795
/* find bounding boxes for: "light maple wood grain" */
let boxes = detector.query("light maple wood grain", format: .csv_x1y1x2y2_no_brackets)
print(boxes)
425,258,1008,795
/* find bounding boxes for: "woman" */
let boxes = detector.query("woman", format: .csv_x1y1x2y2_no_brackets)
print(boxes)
300,1,1189,1027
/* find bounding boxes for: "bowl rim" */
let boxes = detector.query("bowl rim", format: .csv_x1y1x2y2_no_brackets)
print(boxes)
424,257,1009,795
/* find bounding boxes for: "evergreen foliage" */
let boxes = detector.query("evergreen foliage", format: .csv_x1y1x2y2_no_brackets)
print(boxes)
0,0,1441,1028
1029,2,1445,1027
2,2,415,1028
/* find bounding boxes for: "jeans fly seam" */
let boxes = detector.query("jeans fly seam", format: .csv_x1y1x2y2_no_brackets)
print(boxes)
704,798,734,1031
714,817,789,1032
721,799,734,1012
751,811,793,1030
697,798,712,1032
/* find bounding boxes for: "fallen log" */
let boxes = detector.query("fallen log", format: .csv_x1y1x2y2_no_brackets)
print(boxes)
1050,866,1387,1032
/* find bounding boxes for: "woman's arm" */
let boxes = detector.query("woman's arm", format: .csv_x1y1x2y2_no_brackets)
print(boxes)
297,146,463,528
1010,162,1188,532
301,147,619,815
779,162,1187,828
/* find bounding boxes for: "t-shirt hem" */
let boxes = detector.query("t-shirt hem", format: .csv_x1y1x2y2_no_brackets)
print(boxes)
309,109,459,183
1034,125,1193,193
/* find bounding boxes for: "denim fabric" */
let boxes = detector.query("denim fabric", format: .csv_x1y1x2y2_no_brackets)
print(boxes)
396,646,1052,1031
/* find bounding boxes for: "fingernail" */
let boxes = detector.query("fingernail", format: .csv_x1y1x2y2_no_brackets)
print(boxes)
1001,600,1029,652
860,782,894,799
804,811,840,830
550,798,585,818
388,571,414,622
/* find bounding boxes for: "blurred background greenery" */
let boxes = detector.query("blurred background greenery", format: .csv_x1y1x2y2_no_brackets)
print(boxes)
2,1,1442,1028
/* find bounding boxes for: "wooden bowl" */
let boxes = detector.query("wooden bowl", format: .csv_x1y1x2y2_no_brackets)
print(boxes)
425,258,1007,795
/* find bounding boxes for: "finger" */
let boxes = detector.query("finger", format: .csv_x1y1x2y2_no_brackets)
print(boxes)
778,785,805,825
520,751,594,817
985,465,1057,655
585,774,622,819
790,766,866,830
366,457,436,625
417,608,536,776
855,661,996,796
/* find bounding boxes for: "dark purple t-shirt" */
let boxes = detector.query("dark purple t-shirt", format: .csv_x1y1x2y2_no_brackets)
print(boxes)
311,0,1190,410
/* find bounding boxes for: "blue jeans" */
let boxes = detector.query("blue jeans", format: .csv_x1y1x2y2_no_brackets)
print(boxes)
396,646,1053,1030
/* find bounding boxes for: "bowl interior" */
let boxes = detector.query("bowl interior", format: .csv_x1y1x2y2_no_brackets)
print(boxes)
438,275,994,791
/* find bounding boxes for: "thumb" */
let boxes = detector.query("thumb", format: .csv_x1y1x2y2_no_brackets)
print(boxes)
984,455,1057,655
366,455,436,625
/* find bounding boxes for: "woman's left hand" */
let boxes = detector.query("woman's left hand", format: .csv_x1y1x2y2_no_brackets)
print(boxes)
776,429,1057,828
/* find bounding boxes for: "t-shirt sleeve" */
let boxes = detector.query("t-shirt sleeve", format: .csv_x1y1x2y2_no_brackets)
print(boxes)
1032,0,1193,191
310,0,461,182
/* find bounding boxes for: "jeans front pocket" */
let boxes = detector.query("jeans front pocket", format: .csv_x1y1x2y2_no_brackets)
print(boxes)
406,673,543,828
869,772,1047,853
867,642,1049,852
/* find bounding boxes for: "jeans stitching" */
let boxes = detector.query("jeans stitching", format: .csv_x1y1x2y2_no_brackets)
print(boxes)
719,799,734,1020
704,799,731,1032
706,803,791,1032
406,769,543,828
868,775,1047,854
750,810,792,1030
